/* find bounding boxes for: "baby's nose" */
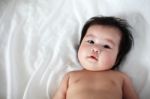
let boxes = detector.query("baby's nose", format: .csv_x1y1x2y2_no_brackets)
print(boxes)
91,45,102,53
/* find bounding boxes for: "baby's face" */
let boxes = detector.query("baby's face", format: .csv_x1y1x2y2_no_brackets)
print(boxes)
78,25,121,71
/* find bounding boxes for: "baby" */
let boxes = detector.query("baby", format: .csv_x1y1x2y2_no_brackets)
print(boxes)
53,16,138,99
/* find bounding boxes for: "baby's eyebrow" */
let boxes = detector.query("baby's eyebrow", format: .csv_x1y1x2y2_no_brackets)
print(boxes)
105,39,116,46
85,34,94,38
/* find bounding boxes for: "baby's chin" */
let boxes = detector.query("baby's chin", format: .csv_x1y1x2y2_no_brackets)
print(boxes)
82,66,112,71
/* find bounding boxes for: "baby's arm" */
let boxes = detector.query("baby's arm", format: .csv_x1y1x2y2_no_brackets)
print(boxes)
53,73,70,99
122,74,139,99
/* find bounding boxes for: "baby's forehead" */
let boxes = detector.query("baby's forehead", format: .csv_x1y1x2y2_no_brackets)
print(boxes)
88,25,122,38
87,25,122,36
88,24,122,32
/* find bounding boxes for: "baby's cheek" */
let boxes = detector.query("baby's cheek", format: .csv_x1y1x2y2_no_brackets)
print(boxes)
102,54,115,66
78,48,86,61
79,45,89,55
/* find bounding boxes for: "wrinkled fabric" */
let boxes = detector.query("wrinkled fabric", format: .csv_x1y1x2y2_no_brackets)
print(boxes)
0,0,150,99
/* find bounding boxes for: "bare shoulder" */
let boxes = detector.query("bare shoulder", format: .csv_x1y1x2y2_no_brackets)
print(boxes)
66,70,80,75
107,70,132,83
117,71,132,82
64,70,82,78
111,70,135,87
120,72,139,99
111,70,130,78
119,71,134,87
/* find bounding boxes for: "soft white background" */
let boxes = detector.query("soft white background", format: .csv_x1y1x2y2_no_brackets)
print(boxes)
0,0,150,99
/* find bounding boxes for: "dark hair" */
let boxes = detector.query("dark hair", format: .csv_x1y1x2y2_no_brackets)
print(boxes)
79,16,134,69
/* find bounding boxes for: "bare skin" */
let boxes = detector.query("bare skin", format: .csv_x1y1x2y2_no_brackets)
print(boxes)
53,70,138,99
53,25,138,99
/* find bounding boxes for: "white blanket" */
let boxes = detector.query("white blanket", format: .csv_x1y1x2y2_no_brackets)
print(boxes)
0,0,150,99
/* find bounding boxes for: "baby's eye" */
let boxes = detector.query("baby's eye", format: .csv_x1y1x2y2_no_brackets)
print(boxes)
87,40,94,44
103,45,111,49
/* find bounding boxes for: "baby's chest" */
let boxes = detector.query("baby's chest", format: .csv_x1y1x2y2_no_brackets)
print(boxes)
69,74,123,90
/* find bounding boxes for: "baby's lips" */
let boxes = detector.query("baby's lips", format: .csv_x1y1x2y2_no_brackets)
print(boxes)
89,55,98,61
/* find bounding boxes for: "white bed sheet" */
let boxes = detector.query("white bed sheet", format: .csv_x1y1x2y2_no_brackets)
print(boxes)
0,0,150,99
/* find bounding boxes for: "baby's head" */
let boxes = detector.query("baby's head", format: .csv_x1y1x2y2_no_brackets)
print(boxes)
78,16,133,71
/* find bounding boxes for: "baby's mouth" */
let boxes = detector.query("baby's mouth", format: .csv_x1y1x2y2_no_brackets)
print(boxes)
88,55,98,61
